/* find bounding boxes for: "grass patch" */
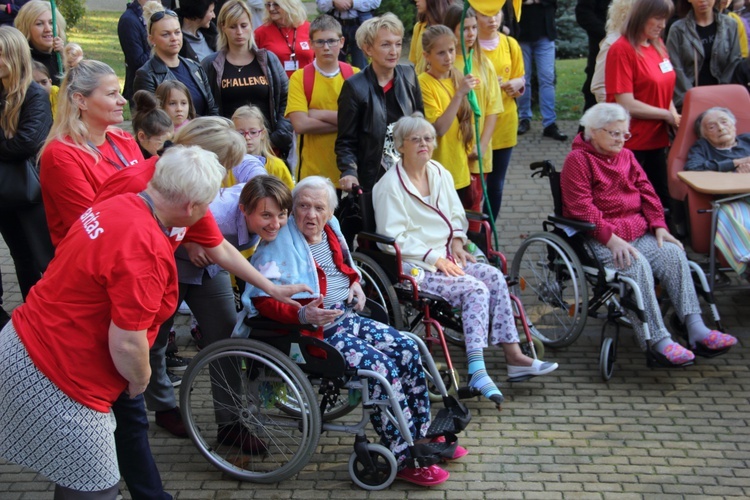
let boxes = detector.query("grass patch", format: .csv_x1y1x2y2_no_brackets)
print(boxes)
70,10,588,122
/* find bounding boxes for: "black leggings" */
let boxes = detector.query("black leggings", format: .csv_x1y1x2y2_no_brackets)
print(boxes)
0,203,53,299
632,148,669,209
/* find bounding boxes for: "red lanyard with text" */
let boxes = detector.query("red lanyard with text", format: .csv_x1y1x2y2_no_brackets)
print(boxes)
89,134,131,171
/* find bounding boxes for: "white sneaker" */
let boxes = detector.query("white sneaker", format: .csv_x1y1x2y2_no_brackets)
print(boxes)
507,359,559,378
178,301,191,315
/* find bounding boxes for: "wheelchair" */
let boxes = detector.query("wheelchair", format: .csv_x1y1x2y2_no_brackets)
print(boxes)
179,299,471,490
345,187,544,402
666,84,750,292
510,160,722,380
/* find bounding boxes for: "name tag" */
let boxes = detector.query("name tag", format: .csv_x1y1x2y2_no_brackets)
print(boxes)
170,226,187,241
659,59,673,73
284,59,299,71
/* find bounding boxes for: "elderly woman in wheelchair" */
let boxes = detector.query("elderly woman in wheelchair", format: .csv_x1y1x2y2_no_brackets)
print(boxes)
372,113,559,410
241,175,465,487
561,103,737,365
685,107,750,277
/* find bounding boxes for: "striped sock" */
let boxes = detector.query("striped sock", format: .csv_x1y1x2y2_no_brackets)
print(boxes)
467,350,503,402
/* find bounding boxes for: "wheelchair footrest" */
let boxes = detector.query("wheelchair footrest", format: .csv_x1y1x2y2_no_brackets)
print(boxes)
456,386,481,400
425,402,471,437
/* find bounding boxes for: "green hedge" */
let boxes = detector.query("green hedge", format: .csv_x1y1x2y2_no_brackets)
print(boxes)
58,0,86,29
376,0,417,38
555,0,587,59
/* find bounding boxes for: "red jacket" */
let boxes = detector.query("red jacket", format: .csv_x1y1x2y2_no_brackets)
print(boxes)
253,223,360,339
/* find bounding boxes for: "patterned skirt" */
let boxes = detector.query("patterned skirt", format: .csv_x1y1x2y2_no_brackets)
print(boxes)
0,322,120,491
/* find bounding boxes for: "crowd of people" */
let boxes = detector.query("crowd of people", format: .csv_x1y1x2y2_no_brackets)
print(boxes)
0,0,745,496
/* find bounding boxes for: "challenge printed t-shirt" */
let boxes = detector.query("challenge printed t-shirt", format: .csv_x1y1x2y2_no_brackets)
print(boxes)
286,65,360,182
13,194,178,412
40,129,144,247
418,72,471,189
220,59,271,120
94,157,225,250
605,37,676,151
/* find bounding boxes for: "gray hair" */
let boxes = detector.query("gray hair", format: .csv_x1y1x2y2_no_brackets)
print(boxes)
694,107,736,138
580,103,631,140
150,145,225,205
292,176,338,213
392,112,438,150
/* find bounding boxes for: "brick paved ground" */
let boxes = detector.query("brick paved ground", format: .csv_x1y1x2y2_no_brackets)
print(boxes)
1,121,748,499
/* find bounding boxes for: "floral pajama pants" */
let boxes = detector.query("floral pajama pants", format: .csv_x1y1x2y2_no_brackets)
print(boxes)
421,262,520,350
324,313,430,467
589,234,702,350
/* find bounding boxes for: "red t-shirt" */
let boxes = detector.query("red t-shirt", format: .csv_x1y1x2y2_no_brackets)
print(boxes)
13,194,178,412
94,157,225,250
254,21,314,77
605,37,676,151
40,129,144,247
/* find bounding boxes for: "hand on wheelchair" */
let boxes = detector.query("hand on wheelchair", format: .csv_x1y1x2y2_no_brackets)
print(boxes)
347,282,366,312
300,296,343,326
339,175,358,192
606,234,639,269
655,227,683,250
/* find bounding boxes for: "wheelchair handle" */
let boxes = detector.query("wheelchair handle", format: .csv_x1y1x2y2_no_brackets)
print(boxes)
529,160,557,178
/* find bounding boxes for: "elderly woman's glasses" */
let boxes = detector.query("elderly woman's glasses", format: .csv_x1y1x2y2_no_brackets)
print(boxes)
265,2,280,9
150,9,178,23
600,128,631,141
406,135,435,145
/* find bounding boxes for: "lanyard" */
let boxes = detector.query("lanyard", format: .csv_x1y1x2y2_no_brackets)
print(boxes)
138,191,171,237
89,134,131,171
277,25,297,57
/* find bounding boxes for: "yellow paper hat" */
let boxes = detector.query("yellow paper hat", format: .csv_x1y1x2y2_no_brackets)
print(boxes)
467,0,522,21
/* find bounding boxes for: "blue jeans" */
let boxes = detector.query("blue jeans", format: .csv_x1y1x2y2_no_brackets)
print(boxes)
112,392,172,500
518,37,557,127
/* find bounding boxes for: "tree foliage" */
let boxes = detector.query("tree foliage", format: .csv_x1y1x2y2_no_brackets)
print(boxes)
376,0,417,37
58,0,86,29
555,0,587,59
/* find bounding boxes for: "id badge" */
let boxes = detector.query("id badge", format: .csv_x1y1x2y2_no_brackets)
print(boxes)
170,226,187,242
659,59,673,73
284,59,299,71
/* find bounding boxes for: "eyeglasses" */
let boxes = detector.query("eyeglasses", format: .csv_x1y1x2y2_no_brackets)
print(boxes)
238,129,263,138
311,38,341,48
405,134,435,145
150,9,178,24
600,128,631,141
264,2,280,9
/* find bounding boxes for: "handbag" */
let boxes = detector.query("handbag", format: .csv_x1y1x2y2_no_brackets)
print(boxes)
0,157,43,209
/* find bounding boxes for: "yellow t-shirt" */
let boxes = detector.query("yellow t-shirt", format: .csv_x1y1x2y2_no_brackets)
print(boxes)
285,65,360,183
409,21,427,71
418,72,471,189
265,154,295,189
481,34,525,150
454,53,504,174
49,85,59,120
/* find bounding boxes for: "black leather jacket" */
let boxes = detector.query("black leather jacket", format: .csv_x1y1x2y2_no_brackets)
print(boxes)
133,54,219,116
335,64,424,192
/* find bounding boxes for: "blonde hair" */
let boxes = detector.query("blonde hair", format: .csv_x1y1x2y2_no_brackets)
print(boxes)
605,0,636,35
216,0,256,53
261,0,307,27
42,60,117,157
143,0,167,34
421,25,474,149
16,0,67,46
231,105,277,160
0,27,34,138
172,116,246,170
355,13,404,50
444,5,490,73
150,145,225,206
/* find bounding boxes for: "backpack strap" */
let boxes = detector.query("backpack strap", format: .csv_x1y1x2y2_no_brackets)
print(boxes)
303,61,355,105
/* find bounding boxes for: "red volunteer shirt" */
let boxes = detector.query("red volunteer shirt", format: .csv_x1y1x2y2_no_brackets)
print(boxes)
254,21,314,77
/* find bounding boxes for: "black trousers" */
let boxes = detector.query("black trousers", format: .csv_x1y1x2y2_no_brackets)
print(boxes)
0,203,54,300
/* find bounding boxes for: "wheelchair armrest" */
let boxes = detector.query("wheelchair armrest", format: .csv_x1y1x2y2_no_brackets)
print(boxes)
465,210,488,221
357,231,396,246
548,215,596,232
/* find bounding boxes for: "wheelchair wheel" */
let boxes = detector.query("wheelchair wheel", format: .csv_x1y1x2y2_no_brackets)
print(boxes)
599,337,616,381
353,252,405,330
510,232,588,348
180,338,321,483
348,443,398,490
275,383,358,422
521,335,546,360
426,362,460,402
